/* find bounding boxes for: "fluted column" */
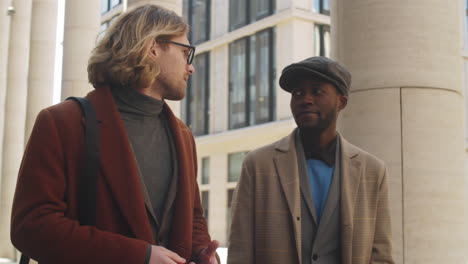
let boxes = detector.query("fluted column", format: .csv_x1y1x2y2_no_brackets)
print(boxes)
25,0,58,139
332,0,467,263
0,0,13,208
0,0,32,259
61,0,100,99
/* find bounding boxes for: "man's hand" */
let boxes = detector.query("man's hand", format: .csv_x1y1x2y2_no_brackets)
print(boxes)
189,240,219,264
149,245,186,264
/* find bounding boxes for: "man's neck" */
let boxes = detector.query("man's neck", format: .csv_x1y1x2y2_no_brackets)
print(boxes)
300,127,337,151
133,86,163,100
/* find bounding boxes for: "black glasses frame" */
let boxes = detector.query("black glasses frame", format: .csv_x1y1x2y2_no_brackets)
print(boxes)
160,39,196,65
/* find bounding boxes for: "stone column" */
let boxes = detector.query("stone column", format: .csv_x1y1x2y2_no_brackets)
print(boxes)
0,0,32,259
332,0,467,263
25,0,58,139
61,0,100,99
0,0,13,206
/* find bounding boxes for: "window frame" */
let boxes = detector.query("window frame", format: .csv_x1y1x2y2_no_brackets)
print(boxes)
227,151,248,183
101,0,122,14
201,191,209,224
226,188,235,238
229,0,275,31
185,0,211,44
466,0,468,48
201,157,210,185
315,24,331,57
313,0,330,15
183,52,210,136
228,28,276,130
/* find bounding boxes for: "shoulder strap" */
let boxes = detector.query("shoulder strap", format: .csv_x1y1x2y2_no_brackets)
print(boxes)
67,96,100,226
20,97,100,264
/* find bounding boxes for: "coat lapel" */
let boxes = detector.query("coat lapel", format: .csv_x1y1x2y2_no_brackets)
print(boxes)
315,136,341,242
273,130,302,262
294,131,318,225
339,135,362,263
86,87,154,243
165,105,196,258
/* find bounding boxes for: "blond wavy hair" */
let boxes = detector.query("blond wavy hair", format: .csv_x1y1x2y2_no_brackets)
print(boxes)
88,4,188,89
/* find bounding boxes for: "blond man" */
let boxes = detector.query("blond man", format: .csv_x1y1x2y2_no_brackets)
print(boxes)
11,5,218,264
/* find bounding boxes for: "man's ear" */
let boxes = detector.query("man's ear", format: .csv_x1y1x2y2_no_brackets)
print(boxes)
148,40,159,59
338,95,348,110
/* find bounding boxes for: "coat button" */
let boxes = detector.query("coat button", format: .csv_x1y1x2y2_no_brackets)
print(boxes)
312,254,318,261
296,216,300,221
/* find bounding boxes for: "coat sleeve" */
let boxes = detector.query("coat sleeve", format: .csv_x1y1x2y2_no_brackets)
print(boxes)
188,134,213,259
227,156,255,264
11,109,148,264
370,168,395,264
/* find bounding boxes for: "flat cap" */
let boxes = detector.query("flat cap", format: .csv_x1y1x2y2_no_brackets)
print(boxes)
279,56,351,95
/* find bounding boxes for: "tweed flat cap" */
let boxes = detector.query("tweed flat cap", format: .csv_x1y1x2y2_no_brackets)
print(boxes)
279,56,351,95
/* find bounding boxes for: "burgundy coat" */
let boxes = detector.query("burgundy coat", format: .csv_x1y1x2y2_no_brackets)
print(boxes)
11,87,211,264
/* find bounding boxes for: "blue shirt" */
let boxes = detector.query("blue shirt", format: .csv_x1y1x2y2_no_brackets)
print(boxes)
306,159,334,223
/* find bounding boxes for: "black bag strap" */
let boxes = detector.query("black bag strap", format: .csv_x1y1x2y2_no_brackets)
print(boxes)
67,97,100,226
20,97,100,264
19,254,30,264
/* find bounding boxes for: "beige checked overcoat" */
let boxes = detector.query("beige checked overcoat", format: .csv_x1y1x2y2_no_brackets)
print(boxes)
228,130,394,264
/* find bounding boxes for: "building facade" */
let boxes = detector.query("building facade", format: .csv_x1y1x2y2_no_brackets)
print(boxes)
0,0,467,263
180,0,332,250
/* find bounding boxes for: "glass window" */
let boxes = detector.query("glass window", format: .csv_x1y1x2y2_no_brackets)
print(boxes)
229,28,276,130
185,53,210,136
101,0,109,14
201,157,210,185
464,61,468,141
192,0,210,44
201,191,209,224
110,0,121,8
98,22,109,41
313,0,320,13
101,0,121,13
466,0,468,48
230,0,273,31
322,0,330,14
184,0,210,44
100,22,108,33
229,39,248,129
183,0,190,22
464,4,468,143
249,29,274,125
250,0,273,21
229,0,248,31
315,24,331,57
228,151,248,182
226,189,235,238
313,0,330,15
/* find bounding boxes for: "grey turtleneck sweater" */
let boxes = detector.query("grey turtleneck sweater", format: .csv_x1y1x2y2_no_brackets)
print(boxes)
111,87,175,227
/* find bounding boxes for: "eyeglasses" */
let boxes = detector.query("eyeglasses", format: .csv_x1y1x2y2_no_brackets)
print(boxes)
159,39,196,65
